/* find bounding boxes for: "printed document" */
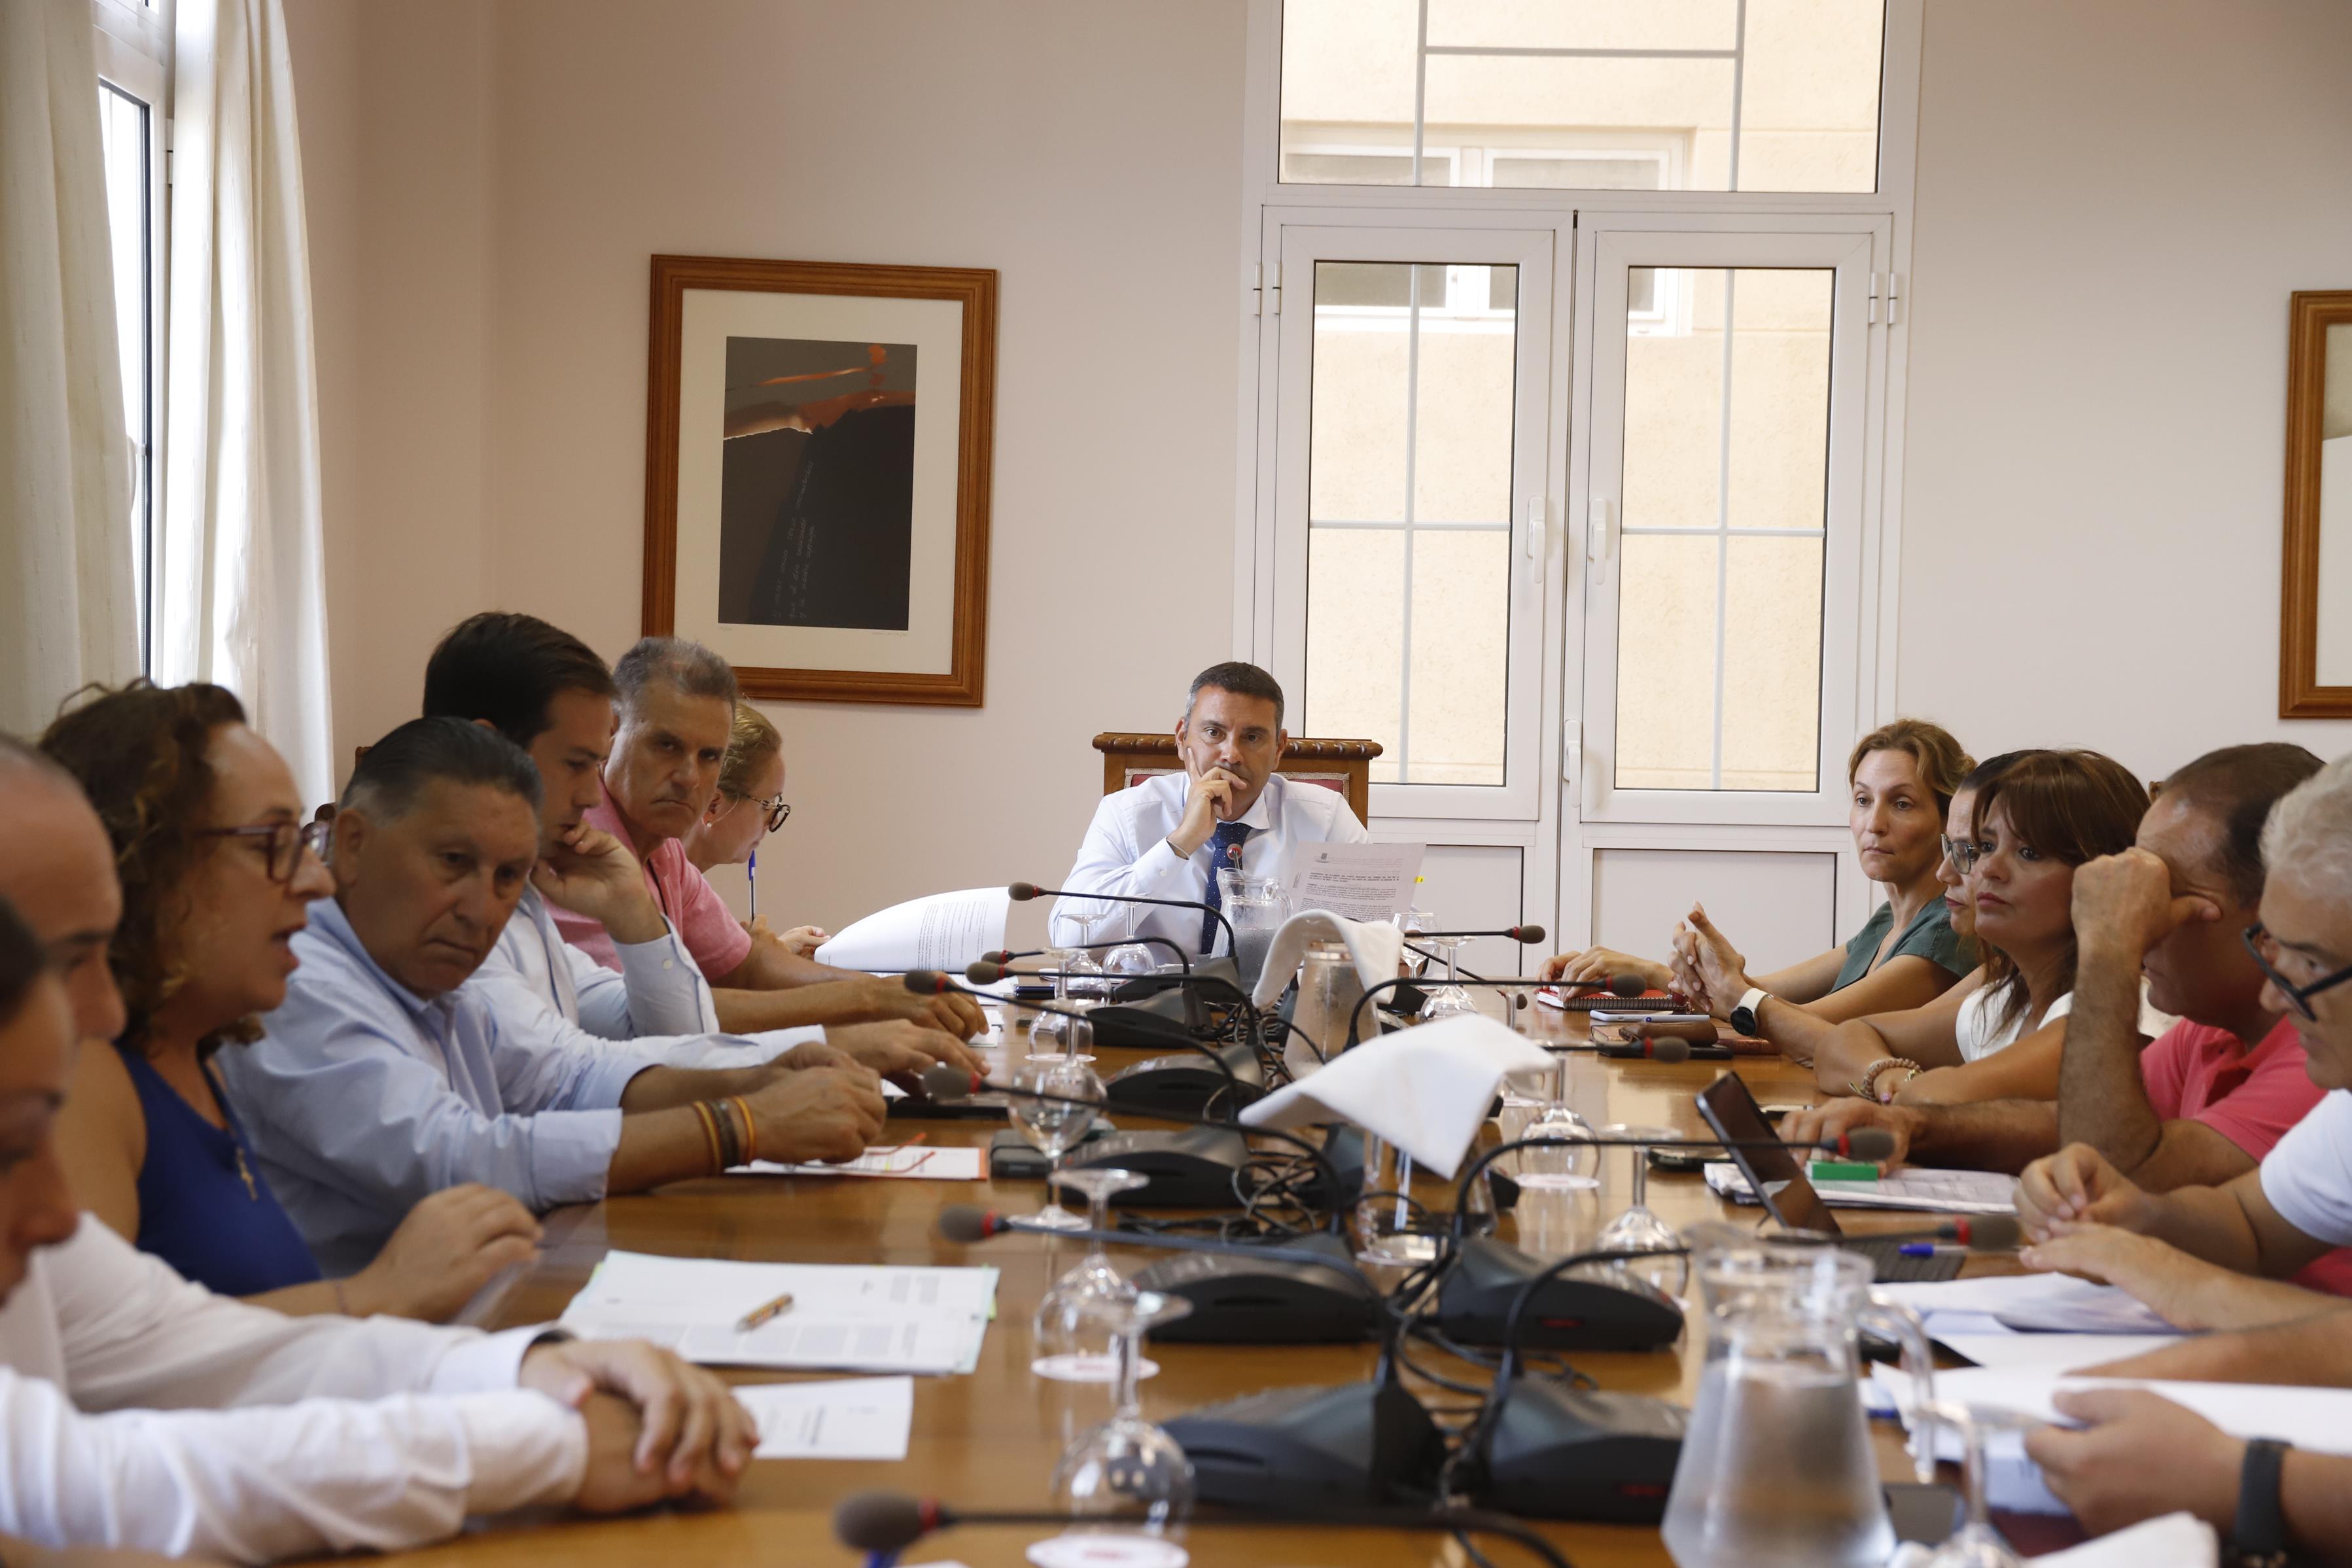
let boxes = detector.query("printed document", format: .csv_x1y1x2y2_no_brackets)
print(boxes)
733,1145,985,1181
1874,1272,2185,1335
1286,841,1424,924
735,1376,914,1461
561,1251,997,1375
1705,1162,2018,1215
815,886,1009,973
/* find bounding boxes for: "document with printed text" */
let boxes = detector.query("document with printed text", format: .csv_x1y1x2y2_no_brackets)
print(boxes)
1286,841,1424,924
735,1376,915,1461
815,886,1009,973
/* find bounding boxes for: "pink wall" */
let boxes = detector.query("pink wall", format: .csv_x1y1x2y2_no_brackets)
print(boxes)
286,0,1250,932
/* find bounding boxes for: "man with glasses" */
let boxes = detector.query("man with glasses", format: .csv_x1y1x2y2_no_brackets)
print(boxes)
550,637,985,1044
2022,754,2352,1568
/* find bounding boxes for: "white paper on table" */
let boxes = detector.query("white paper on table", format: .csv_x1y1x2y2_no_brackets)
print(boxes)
815,887,1009,973
1241,1012,1551,1179
1933,1333,2181,1374
1882,1367,2352,1517
733,1146,985,1181
1874,1273,2186,1336
559,1251,997,1374
2027,1513,2217,1567
1702,1161,2018,1215
1284,841,1425,926
734,1376,914,1461
1247,909,1406,1008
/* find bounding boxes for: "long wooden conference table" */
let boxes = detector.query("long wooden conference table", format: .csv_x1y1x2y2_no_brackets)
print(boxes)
363,996,2001,1568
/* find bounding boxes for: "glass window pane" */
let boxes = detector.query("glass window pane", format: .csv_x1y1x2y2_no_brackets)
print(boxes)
1305,257,1518,787
1304,529,1405,784
1613,534,1719,791
1614,266,1829,792
1406,529,1509,786
1280,0,1885,193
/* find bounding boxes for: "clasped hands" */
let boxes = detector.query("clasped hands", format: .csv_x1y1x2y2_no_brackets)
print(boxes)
518,1338,756,1512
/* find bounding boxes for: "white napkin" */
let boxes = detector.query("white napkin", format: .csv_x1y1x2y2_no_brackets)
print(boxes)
1247,910,1405,1009
1240,1011,1551,1179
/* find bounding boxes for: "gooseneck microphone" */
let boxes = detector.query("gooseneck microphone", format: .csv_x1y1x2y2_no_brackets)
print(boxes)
919,1060,1348,1232
905,969,1255,1113
979,936,1192,973
939,1205,1367,1281
1447,1126,1900,1237
832,1490,1572,1568
1343,973,1560,1049
1404,925,1549,944
1008,880,1238,959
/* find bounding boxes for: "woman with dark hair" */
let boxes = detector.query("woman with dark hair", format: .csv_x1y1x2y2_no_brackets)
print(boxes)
43,681,540,1319
1800,748,2157,1100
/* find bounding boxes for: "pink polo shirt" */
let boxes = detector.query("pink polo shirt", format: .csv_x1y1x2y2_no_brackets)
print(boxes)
550,782,755,982
2141,1015,2352,1296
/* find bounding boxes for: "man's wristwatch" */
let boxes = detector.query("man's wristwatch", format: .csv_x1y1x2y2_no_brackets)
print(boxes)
2230,1437,2294,1567
1728,986,1770,1036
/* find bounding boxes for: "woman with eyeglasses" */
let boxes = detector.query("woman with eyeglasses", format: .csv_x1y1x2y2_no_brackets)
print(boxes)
682,701,827,960
42,682,541,1319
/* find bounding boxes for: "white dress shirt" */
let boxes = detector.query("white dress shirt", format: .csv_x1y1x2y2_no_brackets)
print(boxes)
2262,1089,2352,1247
1049,771,1369,958
0,1219,584,1563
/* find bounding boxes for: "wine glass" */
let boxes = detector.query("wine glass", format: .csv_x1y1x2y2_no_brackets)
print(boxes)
1009,1053,1104,1231
1030,1291,1196,1568
1062,910,1109,1003
1511,1053,1600,1193
1919,1402,2027,1568
1032,1167,1151,1384
1102,941,1157,997
1591,1123,1689,1295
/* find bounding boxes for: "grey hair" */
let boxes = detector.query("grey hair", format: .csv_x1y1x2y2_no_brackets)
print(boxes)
2260,754,2352,897
613,636,738,715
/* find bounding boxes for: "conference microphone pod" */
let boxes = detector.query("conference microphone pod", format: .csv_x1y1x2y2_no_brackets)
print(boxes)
1163,1376,1448,1510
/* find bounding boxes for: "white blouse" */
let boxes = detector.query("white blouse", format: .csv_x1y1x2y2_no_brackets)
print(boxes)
0,1218,586,1562
1952,979,2175,1063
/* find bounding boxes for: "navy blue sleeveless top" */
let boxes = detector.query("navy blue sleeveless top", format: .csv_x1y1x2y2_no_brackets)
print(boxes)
119,1045,323,1296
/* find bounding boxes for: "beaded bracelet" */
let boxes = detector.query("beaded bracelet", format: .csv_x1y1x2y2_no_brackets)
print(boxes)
1848,1056,1924,1100
690,1099,728,1173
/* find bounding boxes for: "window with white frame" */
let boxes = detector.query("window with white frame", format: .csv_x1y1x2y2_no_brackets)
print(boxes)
1278,0,1887,195
92,0,171,671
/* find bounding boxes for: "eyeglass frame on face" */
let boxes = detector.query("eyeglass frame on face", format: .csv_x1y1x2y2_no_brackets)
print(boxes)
720,790,791,835
2242,923,2352,1022
196,818,334,884
1939,833,1991,875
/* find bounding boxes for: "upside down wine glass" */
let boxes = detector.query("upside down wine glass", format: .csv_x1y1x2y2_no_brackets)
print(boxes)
1592,1123,1690,1295
1031,1291,1197,1568
1009,1053,1104,1232
1511,1051,1601,1193
1919,1402,2027,1568
1032,1167,1153,1384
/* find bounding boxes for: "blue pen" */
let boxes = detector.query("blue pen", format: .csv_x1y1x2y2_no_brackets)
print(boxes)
747,845,758,921
1897,1242,1965,1258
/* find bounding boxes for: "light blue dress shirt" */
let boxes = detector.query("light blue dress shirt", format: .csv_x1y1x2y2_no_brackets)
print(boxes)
220,898,665,1274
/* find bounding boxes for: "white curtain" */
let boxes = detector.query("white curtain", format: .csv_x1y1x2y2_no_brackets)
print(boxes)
0,0,139,737
159,0,334,803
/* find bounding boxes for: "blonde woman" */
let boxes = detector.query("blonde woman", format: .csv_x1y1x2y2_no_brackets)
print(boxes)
683,701,826,958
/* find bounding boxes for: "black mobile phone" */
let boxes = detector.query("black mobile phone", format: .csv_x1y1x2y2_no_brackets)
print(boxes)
1645,1146,1721,1173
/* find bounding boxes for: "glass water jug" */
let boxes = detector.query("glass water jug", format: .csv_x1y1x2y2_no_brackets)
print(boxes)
1288,937,1363,1072
1662,1223,1936,1568
1215,869,1288,991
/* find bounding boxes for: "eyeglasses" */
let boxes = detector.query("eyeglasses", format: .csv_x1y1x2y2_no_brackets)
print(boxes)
1940,834,1990,874
2242,923,2352,1022
198,818,333,884
724,792,791,834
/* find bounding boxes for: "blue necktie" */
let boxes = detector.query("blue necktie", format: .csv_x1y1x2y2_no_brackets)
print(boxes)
1201,820,1253,954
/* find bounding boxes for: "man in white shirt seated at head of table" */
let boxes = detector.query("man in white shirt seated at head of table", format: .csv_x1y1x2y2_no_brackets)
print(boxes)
1052,661,1369,964
0,882,754,1565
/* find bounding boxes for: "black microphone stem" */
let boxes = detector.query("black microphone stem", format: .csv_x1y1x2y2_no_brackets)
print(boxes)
1014,882,1238,962
1344,974,1549,1051
918,970,1259,1113
992,936,1192,973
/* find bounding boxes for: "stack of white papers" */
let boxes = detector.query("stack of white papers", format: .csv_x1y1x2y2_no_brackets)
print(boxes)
815,886,1008,973
561,1251,997,1375
1704,1162,2020,1215
732,1145,985,1181
1874,1272,2186,1336
1878,1367,2352,1516
734,1376,915,1460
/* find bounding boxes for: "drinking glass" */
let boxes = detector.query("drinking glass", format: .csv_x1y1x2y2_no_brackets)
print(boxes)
1351,1132,1441,1266
1103,941,1157,991
1511,1054,1600,1193
1062,912,1110,1003
1033,1167,1152,1384
1031,1291,1196,1568
1418,934,1477,1019
1919,1402,2027,1568
1592,1124,1689,1295
1009,1053,1104,1231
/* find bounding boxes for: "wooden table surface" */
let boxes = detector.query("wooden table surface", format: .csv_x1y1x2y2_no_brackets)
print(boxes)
364,999,1988,1568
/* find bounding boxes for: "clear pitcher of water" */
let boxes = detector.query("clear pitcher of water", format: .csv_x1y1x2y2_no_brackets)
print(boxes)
1662,1223,1935,1568
1215,869,1288,990
1288,938,1363,1073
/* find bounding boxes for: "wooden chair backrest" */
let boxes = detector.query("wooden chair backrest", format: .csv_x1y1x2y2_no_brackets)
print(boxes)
1090,733,1382,824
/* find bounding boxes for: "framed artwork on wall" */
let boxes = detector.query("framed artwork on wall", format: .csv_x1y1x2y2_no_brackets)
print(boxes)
2279,288,2352,717
643,254,996,705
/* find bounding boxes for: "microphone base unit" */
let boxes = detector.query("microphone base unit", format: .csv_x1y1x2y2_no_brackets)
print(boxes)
1435,1236,1685,1353
1473,1378,1689,1524
1102,1042,1265,1118
1132,1230,1382,1345
1066,1127,1252,1207
1162,1377,1447,1510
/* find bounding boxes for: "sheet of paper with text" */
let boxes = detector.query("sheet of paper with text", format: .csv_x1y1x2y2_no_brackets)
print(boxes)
1286,841,1424,924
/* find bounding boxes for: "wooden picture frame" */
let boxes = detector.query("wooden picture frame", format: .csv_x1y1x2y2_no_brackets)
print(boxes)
642,254,996,706
2279,289,2352,717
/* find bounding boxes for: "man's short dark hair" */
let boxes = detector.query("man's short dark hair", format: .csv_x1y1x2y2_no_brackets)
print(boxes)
1186,661,1286,730
2157,742,2326,906
613,636,737,716
343,717,543,821
0,893,45,1032
422,613,616,749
